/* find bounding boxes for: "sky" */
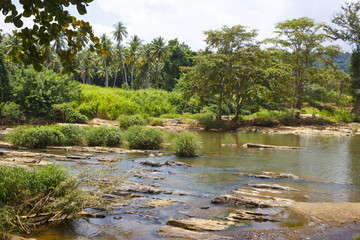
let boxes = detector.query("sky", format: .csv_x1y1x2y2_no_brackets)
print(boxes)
0,0,357,52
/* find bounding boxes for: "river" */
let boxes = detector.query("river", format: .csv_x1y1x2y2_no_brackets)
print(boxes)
30,131,360,239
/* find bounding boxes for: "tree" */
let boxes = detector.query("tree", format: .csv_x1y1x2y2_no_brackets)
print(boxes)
163,39,196,91
138,44,155,89
327,1,360,113
0,0,101,72
99,34,112,87
267,17,341,110
112,22,128,86
125,35,142,89
151,37,168,87
0,53,11,103
182,25,265,120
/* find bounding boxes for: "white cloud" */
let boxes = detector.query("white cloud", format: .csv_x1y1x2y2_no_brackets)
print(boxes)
91,0,352,51
0,0,353,51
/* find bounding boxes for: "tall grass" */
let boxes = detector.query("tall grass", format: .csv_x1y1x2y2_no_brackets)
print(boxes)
78,85,182,119
8,125,122,148
125,126,163,150
170,132,201,157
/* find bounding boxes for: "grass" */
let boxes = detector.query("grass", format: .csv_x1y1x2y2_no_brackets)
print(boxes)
7,125,122,148
0,165,79,233
86,125,122,147
78,85,183,119
170,132,201,157
117,114,148,129
125,126,163,150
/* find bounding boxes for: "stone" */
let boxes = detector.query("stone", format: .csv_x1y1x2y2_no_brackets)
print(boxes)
164,161,191,167
244,171,302,180
249,183,299,191
211,194,294,207
225,209,272,222
116,181,164,194
78,211,106,218
221,144,237,147
167,218,236,231
157,225,234,240
142,199,175,207
134,173,164,180
140,161,162,167
242,143,302,150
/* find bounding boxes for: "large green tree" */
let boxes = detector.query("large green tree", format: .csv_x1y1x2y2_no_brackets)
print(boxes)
267,17,341,110
183,25,265,120
162,39,195,91
0,0,101,72
327,1,360,113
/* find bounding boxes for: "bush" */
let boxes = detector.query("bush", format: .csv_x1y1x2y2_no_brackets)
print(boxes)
55,125,86,146
52,103,88,123
196,112,225,129
86,126,122,147
150,118,165,126
12,67,81,117
1,101,23,121
0,54,11,103
170,132,201,157
125,126,163,149
117,114,148,129
7,125,65,148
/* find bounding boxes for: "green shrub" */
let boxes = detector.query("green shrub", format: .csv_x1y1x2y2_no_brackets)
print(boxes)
77,102,99,119
56,125,86,146
196,112,225,129
117,114,148,129
52,103,88,123
125,126,163,149
0,164,89,233
170,132,201,157
0,54,11,103
150,118,165,126
12,67,81,117
354,235,360,240
86,126,122,147
7,125,65,148
1,101,23,120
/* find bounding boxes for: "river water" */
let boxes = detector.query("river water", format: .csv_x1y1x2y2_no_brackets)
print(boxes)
31,131,360,239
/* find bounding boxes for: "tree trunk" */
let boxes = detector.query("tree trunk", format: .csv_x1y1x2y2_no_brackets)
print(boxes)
232,95,243,122
123,65,128,86
105,60,109,87
131,67,134,89
217,83,224,121
352,96,360,113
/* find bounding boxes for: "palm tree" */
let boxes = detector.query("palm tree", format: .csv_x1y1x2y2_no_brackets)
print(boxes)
112,22,128,87
52,31,66,74
151,37,168,87
125,35,142,89
100,34,113,87
138,44,154,88
3,30,21,71
82,49,96,84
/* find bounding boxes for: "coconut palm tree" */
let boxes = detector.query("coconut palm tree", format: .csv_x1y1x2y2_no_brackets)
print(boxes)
112,22,128,87
100,34,113,87
138,44,154,88
52,31,66,74
3,30,21,71
124,35,142,89
151,37,168,87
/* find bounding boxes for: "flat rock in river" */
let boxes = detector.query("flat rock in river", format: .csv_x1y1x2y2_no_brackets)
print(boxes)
211,194,295,207
157,225,234,240
167,218,236,231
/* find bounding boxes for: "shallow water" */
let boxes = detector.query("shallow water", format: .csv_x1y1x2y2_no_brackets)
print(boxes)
27,131,360,239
